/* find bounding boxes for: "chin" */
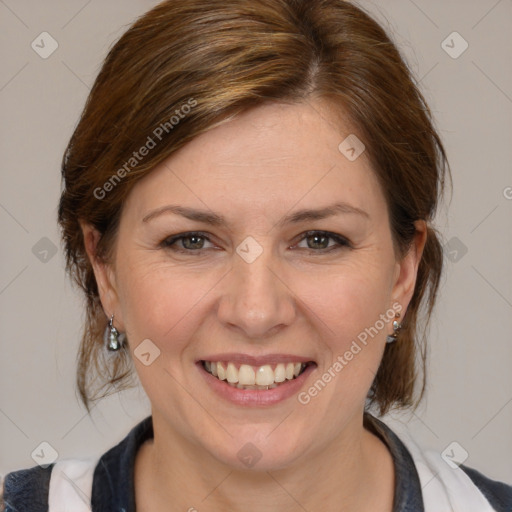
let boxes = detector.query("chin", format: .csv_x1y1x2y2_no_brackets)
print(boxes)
206,428,308,472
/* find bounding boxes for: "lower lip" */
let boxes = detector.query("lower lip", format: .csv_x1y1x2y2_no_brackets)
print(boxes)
197,362,317,406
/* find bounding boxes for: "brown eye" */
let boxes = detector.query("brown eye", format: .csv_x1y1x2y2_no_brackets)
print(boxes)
161,232,214,253
296,231,351,252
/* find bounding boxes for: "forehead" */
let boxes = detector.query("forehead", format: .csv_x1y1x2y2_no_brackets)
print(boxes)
124,99,386,223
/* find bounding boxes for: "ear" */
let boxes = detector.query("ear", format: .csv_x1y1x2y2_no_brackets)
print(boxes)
390,220,427,316
80,221,124,330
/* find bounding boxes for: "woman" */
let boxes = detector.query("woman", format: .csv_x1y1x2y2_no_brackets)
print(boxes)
2,0,511,510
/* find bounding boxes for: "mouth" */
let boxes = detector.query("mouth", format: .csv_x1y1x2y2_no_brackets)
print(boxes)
200,360,317,390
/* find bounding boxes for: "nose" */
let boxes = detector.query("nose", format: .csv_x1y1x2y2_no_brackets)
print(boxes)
216,247,296,340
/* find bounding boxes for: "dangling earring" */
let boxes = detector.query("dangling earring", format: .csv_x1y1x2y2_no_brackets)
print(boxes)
105,314,125,351
386,312,402,343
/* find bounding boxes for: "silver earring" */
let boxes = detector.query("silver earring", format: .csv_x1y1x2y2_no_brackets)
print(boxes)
105,314,125,351
386,312,402,343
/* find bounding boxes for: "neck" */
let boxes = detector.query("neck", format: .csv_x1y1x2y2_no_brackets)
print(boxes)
134,412,394,512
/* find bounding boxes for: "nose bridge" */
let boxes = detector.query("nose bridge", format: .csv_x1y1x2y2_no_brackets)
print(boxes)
217,241,295,338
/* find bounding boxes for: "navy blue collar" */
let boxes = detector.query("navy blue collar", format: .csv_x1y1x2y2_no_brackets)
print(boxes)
364,413,425,511
91,415,153,512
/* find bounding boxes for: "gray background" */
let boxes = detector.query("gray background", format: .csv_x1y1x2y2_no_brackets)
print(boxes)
1,0,511,485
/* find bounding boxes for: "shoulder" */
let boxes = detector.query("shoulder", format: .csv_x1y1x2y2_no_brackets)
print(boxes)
364,413,512,511
1,416,152,512
459,463,512,512
415,446,512,511
406,441,512,511
1,464,54,512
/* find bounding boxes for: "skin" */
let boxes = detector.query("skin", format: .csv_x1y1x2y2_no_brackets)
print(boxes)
82,99,426,512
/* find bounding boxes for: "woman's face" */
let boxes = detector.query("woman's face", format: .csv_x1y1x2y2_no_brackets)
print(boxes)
88,99,425,470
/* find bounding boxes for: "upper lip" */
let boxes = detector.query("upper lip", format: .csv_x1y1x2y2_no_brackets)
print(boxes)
198,353,316,366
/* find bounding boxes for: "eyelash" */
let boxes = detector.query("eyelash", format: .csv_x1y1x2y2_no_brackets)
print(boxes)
160,230,351,255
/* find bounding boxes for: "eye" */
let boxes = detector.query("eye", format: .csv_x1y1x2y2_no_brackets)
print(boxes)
160,232,215,253
294,230,351,252
160,230,351,255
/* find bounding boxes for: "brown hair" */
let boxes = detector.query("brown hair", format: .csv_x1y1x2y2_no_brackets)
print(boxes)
58,0,451,414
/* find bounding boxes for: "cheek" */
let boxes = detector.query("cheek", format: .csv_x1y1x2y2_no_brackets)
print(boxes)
295,261,393,401
290,269,392,430
116,260,224,349
298,263,392,344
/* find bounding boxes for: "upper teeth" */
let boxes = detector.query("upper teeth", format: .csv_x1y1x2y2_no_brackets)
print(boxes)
204,361,306,386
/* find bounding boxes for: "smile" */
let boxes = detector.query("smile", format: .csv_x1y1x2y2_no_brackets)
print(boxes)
201,360,314,390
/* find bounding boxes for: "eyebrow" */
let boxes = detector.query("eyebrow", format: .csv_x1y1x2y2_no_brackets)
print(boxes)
142,201,369,226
